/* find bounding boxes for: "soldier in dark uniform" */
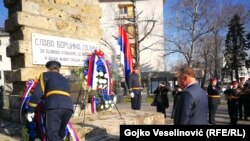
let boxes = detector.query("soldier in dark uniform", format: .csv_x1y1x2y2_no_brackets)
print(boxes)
240,80,250,120
207,78,221,125
238,77,245,119
224,81,240,125
26,60,74,141
128,64,142,110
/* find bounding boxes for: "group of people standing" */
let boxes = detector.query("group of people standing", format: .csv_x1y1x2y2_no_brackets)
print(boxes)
207,77,250,125
128,65,209,125
128,64,250,125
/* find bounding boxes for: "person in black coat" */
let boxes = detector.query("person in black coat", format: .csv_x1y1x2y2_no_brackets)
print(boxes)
26,60,74,141
153,82,170,118
171,85,182,119
174,66,208,125
207,78,221,125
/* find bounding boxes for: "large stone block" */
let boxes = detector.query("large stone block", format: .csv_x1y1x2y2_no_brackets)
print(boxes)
9,95,20,109
2,94,10,109
9,67,74,82
0,109,12,120
11,54,25,70
5,11,101,39
11,68,46,82
12,82,26,96
22,0,40,15
11,109,21,123
7,40,31,57
19,26,101,43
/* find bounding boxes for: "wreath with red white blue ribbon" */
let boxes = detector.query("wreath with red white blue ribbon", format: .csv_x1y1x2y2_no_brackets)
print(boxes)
83,49,114,113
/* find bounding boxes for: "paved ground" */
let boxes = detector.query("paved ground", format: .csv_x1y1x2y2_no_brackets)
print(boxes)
1,96,250,140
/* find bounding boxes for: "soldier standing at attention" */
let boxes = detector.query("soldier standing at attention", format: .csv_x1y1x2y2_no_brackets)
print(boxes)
224,81,240,125
128,64,142,110
26,60,74,141
238,77,247,120
207,78,221,125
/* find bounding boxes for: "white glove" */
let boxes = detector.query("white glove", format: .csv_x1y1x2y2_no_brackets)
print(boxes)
130,92,134,98
26,112,35,122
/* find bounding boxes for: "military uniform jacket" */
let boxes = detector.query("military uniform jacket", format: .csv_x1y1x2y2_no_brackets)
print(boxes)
224,88,240,103
128,72,142,94
28,72,74,113
207,85,221,105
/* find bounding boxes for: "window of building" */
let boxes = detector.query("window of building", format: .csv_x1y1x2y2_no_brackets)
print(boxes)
0,40,1,46
118,4,134,18
125,24,135,38
0,55,2,61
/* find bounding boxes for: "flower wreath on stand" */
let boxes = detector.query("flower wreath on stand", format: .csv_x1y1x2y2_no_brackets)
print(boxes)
83,49,114,113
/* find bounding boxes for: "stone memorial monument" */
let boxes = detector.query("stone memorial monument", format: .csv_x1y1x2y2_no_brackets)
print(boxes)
2,0,101,122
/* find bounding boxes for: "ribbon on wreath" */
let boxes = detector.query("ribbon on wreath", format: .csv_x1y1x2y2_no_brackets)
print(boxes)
19,80,36,122
36,103,46,141
67,121,80,141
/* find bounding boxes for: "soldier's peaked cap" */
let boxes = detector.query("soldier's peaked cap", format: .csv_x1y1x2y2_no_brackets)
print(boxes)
45,60,61,69
231,81,238,85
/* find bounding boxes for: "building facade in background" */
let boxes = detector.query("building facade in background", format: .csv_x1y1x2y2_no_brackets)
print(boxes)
99,0,165,72
0,28,11,87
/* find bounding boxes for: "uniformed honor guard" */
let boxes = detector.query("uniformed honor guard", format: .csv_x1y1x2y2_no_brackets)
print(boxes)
238,77,249,120
26,60,74,141
239,78,250,120
224,81,240,125
128,64,142,110
207,78,221,125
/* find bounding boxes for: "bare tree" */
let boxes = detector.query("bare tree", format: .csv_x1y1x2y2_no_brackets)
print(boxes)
164,0,215,67
165,0,250,85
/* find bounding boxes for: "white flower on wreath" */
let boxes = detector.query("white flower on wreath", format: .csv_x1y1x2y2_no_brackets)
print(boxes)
100,105,104,109
105,101,108,105
99,72,104,76
104,73,109,78
108,100,112,104
102,79,107,84
105,104,109,109
111,103,114,107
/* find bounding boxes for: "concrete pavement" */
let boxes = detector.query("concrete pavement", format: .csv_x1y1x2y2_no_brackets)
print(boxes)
0,96,250,140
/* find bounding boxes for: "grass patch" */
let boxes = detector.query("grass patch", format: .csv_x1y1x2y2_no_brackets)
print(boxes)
123,95,155,104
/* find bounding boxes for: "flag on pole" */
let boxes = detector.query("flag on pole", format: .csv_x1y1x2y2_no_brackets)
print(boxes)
118,26,133,86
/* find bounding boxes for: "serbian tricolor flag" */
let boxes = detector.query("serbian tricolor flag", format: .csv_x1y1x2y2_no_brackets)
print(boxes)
118,26,133,86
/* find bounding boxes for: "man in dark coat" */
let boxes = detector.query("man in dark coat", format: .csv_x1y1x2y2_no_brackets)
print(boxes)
174,66,208,125
26,60,74,141
207,78,221,125
128,64,142,110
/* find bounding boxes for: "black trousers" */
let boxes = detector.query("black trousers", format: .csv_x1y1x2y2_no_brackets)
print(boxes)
228,101,239,125
208,103,219,125
131,94,141,110
156,102,166,118
46,109,73,141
